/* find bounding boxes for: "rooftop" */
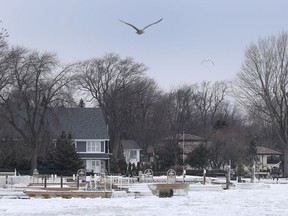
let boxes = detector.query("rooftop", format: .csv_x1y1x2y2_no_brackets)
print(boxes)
256,146,282,155
121,140,141,150
48,107,109,140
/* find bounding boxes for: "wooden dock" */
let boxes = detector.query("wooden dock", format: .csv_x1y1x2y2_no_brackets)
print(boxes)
24,189,112,198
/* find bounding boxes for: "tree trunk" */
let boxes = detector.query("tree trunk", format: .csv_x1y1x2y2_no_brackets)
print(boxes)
30,141,38,174
108,124,121,162
111,132,121,162
283,144,288,177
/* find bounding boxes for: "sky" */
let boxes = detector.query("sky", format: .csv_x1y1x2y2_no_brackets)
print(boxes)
1,0,288,91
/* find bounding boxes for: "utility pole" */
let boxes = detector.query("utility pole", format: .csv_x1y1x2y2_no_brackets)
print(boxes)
183,131,185,182
226,160,231,189
251,161,255,183
182,131,185,165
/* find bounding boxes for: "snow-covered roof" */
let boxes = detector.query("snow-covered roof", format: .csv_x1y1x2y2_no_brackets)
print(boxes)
256,146,282,155
121,140,141,150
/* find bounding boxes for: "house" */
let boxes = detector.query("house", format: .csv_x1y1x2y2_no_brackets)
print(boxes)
256,146,282,173
146,145,155,163
49,108,110,174
121,140,141,166
177,133,206,161
145,133,206,164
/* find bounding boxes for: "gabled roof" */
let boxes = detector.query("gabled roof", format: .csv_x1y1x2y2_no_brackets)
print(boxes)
256,146,282,155
163,133,205,142
177,134,205,141
48,108,109,140
121,140,141,150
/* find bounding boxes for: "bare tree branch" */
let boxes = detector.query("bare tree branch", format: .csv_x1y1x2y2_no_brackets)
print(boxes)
235,31,288,176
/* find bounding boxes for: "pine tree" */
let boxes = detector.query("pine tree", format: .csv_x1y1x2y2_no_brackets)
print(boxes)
78,98,86,108
185,143,210,170
128,162,132,173
49,131,83,175
247,137,258,164
136,162,141,171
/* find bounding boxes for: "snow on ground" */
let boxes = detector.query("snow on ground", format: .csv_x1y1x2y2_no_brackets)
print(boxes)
0,183,288,216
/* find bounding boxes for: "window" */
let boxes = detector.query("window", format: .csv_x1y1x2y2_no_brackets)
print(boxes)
101,141,105,152
130,150,137,159
87,141,102,152
76,140,106,153
267,156,280,164
86,160,101,173
76,141,86,152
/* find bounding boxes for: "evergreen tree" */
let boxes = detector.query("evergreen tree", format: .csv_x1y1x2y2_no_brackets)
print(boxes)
247,137,258,164
49,131,83,175
128,162,132,173
185,143,210,170
136,162,141,171
132,163,136,175
78,98,86,108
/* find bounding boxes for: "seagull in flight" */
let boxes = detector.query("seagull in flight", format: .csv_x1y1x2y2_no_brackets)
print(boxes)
119,18,163,35
201,59,215,65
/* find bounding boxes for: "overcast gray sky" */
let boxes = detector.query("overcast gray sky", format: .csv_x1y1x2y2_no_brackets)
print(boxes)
1,0,287,90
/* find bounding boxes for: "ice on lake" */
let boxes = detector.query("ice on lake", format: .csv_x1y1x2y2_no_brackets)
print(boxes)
0,182,288,216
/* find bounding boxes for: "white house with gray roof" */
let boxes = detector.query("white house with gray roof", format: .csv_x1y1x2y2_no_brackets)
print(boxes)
121,140,141,165
256,146,282,172
49,108,110,174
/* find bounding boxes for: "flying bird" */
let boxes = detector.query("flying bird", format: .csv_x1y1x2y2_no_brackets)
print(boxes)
201,59,215,65
119,18,163,35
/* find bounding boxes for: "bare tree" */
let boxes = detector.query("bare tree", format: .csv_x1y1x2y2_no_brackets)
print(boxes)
0,21,10,92
235,31,288,176
0,46,74,173
120,77,162,150
151,82,229,168
75,53,147,162
0,50,10,92
0,20,9,49
171,85,195,133
209,105,249,168
165,81,228,138
191,81,228,138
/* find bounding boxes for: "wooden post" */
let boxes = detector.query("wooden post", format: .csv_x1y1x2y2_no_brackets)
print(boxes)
44,176,47,188
60,176,63,188
77,175,79,189
183,169,186,183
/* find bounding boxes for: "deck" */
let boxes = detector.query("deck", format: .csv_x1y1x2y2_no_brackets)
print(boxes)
148,183,189,197
24,189,112,198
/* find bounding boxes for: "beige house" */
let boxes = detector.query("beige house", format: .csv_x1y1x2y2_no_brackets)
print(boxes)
256,146,282,172
145,133,206,164
177,134,206,161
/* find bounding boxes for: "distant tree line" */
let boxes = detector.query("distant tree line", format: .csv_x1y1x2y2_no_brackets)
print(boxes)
0,22,287,176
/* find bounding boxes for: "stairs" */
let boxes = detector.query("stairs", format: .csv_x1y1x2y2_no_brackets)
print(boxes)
127,183,153,196
0,189,29,199
113,183,153,197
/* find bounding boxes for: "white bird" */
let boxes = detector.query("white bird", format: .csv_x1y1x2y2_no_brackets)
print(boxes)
119,18,163,35
201,59,215,65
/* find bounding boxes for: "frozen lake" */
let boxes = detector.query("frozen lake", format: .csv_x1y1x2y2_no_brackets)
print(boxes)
0,183,287,216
